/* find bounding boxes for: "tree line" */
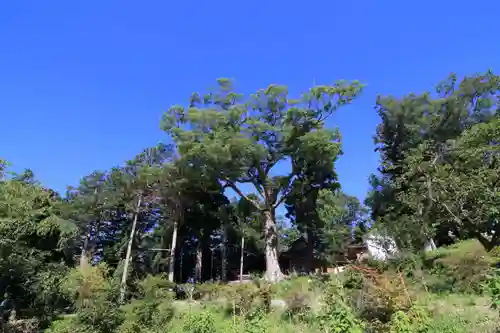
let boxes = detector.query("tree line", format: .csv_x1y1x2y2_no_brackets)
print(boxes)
0,70,498,320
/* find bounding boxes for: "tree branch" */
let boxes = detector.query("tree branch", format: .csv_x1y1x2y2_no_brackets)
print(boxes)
224,180,261,209
273,176,319,209
237,173,265,200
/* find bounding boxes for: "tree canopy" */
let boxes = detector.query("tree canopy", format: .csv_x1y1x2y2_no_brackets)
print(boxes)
2,70,500,332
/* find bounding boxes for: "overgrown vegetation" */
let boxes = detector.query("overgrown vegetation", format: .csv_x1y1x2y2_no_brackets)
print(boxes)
1,71,499,332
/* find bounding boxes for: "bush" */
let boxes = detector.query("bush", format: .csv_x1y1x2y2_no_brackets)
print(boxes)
45,315,83,333
342,268,365,290
284,289,311,320
349,267,414,325
244,307,270,333
424,240,492,294
181,310,216,333
388,306,430,333
487,268,500,315
76,298,122,333
316,278,365,333
223,283,259,316
138,274,175,299
62,262,114,308
31,263,71,320
58,262,122,333
195,282,225,301
118,277,175,333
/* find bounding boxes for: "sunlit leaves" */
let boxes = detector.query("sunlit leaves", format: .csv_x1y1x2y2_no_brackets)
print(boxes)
369,71,500,250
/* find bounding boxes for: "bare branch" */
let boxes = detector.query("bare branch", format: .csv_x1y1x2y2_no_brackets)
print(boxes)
273,176,319,209
224,180,261,209
238,170,265,200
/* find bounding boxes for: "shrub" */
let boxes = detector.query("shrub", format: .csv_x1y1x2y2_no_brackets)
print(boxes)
31,263,71,320
349,266,414,325
254,280,273,313
117,282,174,333
284,289,311,321
489,246,500,266
181,310,216,333
388,306,430,333
76,298,122,333
487,268,500,315
138,274,175,300
244,307,269,333
224,283,259,316
58,262,122,333
195,282,225,301
176,283,197,301
342,268,364,290
278,278,314,321
62,262,113,308
424,240,492,294
316,278,365,333
45,315,84,333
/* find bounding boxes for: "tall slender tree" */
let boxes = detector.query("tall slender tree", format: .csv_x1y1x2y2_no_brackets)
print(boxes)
112,145,171,303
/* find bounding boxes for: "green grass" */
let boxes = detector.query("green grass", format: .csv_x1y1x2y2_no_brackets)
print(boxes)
45,240,500,333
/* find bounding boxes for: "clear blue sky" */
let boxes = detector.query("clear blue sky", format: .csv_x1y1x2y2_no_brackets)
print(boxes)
1,1,499,202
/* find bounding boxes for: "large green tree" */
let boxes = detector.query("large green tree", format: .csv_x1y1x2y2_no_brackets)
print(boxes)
0,166,77,320
162,79,362,281
65,171,108,267
399,117,500,250
368,71,500,250
316,190,368,260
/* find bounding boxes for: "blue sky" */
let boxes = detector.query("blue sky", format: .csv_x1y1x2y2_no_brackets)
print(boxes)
1,1,499,203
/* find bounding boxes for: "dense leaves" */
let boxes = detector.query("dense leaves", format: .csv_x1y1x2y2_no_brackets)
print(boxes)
368,71,500,251
3,71,500,332
162,78,363,281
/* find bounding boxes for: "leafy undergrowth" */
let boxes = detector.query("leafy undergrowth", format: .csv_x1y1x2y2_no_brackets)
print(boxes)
45,240,500,333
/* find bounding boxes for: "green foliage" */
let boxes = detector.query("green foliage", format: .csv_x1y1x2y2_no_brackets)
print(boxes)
195,282,226,301
368,72,500,251
162,79,363,281
487,268,500,313
76,299,122,333
244,307,270,333
6,72,500,333
224,283,260,315
31,263,72,318
0,168,77,321
117,297,174,333
138,274,175,299
424,240,492,293
315,190,369,262
57,262,122,333
45,316,82,333
388,307,430,333
317,278,365,333
62,262,114,307
181,310,217,333
278,277,314,317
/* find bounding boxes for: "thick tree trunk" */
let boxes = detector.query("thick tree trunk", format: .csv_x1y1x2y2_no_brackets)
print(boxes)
167,220,178,282
195,241,202,282
119,194,142,304
240,236,245,282
263,209,284,282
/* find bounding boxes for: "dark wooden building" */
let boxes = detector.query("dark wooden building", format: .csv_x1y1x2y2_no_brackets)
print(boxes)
279,236,368,274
